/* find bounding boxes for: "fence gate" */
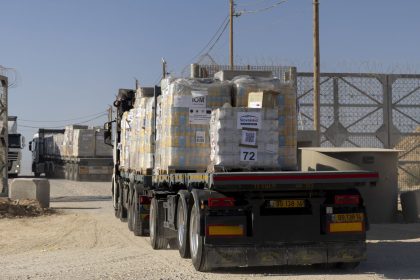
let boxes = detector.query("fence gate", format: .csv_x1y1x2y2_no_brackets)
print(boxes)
297,73,420,192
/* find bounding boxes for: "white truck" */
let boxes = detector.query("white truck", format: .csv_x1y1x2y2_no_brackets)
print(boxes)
29,125,113,181
8,116,25,177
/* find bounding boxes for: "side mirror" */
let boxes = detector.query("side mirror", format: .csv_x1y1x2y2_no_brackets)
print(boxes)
21,136,25,149
104,130,112,146
29,141,32,151
103,120,115,147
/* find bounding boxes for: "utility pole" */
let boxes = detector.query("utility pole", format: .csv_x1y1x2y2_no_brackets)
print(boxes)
229,0,234,70
162,58,167,79
313,0,321,146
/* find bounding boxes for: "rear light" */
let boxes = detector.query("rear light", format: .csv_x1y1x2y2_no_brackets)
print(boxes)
206,225,244,237
139,196,151,204
208,197,235,208
334,194,360,205
328,222,364,233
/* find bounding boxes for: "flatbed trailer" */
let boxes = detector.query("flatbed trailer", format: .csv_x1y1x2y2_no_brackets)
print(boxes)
113,168,378,271
30,129,113,181
107,85,379,271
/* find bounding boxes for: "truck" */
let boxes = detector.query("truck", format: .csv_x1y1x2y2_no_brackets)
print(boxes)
105,72,379,271
8,116,25,177
29,125,113,181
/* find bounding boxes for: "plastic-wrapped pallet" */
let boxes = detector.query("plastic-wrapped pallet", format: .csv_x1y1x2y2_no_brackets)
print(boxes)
234,76,298,170
63,125,88,157
155,78,232,173
232,76,282,107
138,97,155,171
120,112,130,170
72,129,95,157
94,128,112,157
210,107,280,170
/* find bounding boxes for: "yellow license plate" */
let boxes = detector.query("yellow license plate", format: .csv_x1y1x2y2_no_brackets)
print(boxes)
269,199,305,208
329,222,363,233
332,213,364,223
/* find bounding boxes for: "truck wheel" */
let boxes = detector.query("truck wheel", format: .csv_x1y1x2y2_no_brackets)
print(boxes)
177,197,191,258
69,164,75,181
132,189,147,236
64,164,69,180
149,197,168,249
112,178,118,218
74,165,80,181
34,172,40,178
117,184,127,222
189,203,210,272
127,189,134,231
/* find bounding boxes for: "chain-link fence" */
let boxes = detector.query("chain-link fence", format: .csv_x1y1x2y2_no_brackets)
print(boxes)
297,73,420,192
198,65,420,192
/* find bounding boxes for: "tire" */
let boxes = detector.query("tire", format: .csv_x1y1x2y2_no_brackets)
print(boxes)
112,178,118,218
149,197,168,249
117,184,127,222
69,164,75,181
127,189,134,231
34,172,40,178
132,189,147,236
177,197,191,258
189,203,210,272
73,165,80,181
64,164,69,180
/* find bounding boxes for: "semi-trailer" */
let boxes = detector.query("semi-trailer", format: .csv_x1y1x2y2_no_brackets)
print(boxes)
29,126,113,181
106,72,379,271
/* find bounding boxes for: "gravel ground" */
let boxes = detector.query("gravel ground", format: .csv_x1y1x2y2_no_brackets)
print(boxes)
1,179,420,280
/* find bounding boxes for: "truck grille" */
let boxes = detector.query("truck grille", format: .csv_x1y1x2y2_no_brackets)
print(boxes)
8,152,18,161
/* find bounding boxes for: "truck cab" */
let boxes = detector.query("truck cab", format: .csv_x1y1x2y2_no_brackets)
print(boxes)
8,116,25,177
28,133,43,177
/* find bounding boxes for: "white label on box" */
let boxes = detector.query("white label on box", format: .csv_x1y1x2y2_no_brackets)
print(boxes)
189,108,212,124
237,111,262,129
240,147,257,162
195,131,206,144
241,130,257,146
190,95,206,108
173,95,206,108
248,101,262,108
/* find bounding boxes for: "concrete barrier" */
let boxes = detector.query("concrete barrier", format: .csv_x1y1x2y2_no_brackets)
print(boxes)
401,190,420,223
9,178,50,208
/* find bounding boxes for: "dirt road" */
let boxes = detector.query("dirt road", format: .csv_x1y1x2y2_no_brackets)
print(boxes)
1,179,420,280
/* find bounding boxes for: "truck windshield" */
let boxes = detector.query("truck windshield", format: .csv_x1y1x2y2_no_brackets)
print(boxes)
8,134,21,148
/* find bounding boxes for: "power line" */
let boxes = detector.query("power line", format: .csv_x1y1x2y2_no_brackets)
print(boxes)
19,110,107,123
19,113,107,129
236,0,288,15
181,15,230,76
236,0,270,7
206,20,230,54
191,15,229,62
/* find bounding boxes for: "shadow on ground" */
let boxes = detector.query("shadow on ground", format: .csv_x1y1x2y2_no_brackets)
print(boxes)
51,196,112,202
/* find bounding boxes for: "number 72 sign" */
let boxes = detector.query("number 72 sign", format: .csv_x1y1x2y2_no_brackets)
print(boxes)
240,147,258,162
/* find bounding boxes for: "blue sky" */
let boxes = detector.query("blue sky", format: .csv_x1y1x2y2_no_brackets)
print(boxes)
1,0,420,173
